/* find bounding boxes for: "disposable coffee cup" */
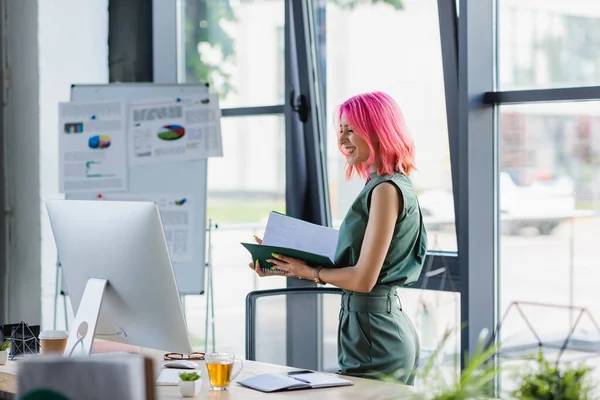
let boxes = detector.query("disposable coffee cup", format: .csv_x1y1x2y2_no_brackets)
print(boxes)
39,330,68,355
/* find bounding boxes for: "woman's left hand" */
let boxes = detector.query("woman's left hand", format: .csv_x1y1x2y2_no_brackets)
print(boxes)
268,253,314,280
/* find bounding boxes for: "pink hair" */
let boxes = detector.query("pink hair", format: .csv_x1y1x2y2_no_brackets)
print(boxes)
336,91,416,181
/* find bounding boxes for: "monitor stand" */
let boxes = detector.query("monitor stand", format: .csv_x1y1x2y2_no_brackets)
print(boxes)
63,278,108,357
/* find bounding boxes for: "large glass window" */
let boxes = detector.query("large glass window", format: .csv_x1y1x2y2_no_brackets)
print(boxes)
498,101,600,387
182,0,285,107
179,0,459,365
180,0,287,356
498,0,600,90
318,0,459,382
321,0,456,251
206,116,285,223
185,115,287,355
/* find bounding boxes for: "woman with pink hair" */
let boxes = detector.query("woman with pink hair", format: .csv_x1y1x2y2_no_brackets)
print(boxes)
250,91,428,384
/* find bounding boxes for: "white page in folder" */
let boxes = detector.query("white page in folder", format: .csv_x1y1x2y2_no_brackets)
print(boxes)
262,212,339,262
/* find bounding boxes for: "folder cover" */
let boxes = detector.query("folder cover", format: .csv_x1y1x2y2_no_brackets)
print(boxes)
242,211,339,271
242,243,334,270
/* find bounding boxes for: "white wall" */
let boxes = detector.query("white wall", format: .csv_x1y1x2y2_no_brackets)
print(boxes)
38,0,108,330
5,0,41,325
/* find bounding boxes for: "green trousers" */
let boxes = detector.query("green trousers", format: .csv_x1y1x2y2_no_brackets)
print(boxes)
337,285,420,385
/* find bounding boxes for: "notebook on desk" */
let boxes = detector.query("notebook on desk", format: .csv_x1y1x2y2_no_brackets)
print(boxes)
238,370,353,393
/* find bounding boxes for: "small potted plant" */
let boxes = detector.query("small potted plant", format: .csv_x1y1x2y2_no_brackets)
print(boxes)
0,340,10,365
178,371,201,397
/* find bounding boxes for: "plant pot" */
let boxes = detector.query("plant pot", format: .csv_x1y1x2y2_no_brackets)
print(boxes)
0,350,8,365
178,380,201,398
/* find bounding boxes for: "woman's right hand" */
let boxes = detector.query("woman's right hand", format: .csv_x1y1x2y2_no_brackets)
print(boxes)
253,235,263,245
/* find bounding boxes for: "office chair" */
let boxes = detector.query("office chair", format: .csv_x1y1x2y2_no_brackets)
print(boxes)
245,287,343,371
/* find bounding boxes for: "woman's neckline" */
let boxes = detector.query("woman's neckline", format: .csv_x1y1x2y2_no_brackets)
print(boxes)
369,171,402,178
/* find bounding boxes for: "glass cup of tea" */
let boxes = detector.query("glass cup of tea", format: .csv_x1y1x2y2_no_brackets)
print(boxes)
205,352,244,391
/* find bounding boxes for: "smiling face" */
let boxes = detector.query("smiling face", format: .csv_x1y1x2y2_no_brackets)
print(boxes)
339,114,372,168
337,91,415,180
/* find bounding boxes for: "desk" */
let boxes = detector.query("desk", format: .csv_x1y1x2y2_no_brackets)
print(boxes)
0,348,416,399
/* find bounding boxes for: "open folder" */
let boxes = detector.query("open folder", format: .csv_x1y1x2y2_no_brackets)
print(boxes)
237,371,353,393
242,211,339,271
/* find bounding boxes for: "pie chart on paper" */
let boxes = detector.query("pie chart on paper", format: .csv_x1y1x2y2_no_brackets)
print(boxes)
88,135,111,149
157,124,185,141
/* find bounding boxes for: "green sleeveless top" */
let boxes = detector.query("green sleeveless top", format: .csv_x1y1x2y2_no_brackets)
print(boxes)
333,172,428,287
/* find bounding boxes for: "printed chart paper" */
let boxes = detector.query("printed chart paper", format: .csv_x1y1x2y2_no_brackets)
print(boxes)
59,101,128,193
128,95,223,166
94,192,196,263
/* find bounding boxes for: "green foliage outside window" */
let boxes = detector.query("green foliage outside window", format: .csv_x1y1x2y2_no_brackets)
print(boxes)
183,0,404,95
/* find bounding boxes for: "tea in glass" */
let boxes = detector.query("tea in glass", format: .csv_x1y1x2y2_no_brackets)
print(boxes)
205,352,243,391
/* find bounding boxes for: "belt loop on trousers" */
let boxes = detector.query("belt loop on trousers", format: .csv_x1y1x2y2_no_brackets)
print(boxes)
344,292,353,312
386,293,392,314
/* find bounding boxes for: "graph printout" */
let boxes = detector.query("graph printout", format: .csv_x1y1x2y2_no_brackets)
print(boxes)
127,95,223,166
58,100,128,193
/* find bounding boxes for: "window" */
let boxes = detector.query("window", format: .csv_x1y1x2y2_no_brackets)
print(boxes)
317,0,459,382
321,0,456,252
180,0,287,357
182,0,285,107
179,0,458,367
498,101,600,386
185,115,287,356
498,0,600,89
207,116,286,224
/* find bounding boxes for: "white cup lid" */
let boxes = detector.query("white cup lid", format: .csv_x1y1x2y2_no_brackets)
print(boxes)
39,330,68,340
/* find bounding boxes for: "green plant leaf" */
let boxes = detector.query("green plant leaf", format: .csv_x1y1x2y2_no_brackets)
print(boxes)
0,340,10,351
509,350,596,400
178,371,200,381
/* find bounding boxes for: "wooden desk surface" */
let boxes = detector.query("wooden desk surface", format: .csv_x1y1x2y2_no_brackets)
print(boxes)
0,348,417,399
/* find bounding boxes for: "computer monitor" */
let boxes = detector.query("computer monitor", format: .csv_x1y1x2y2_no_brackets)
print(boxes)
46,199,193,357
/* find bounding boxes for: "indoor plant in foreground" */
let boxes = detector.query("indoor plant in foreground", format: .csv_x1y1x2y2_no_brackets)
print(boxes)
409,328,501,400
0,340,10,365
178,371,201,397
510,350,596,400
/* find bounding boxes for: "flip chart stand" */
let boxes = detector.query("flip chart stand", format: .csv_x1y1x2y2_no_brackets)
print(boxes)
204,219,217,354
53,261,69,331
